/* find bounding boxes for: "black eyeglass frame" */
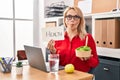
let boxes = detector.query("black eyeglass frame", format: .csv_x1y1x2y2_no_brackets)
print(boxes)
65,15,81,20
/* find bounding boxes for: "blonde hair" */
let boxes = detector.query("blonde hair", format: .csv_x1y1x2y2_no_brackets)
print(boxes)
63,6,87,39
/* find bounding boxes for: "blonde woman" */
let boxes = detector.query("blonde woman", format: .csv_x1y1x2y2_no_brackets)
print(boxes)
47,6,99,72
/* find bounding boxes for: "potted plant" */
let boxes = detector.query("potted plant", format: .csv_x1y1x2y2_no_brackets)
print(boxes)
16,61,23,75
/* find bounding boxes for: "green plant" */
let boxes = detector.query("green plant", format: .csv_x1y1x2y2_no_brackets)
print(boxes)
16,62,23,67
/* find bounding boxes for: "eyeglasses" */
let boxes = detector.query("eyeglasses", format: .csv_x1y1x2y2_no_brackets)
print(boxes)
65,15,81,20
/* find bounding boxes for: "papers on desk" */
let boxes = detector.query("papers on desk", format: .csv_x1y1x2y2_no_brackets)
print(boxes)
0,57,14,73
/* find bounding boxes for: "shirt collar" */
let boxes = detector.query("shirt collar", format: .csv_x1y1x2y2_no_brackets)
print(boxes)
64,31,79,38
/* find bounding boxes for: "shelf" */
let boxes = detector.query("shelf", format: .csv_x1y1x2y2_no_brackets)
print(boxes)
97,47,120,59
84,13,92,18
44,17,63,27
92,11,120,19
44,16,63,22
92,12,120,59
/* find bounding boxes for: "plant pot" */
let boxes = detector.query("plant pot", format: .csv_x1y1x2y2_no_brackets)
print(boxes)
16,67,23,75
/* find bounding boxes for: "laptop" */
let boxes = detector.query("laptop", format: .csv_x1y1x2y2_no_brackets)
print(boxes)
24,45,64,72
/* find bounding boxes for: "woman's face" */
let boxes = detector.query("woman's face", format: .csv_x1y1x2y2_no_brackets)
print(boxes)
65,9,81,31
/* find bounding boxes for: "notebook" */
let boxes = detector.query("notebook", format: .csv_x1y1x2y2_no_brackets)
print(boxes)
24,45,64,72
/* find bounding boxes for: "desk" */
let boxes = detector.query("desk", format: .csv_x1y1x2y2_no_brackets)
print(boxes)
0,66,93,80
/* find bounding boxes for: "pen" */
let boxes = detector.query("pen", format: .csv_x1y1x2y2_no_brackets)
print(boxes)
0,58,6,72
2,58,8,71
2,57,10,72
8,57,13,64
0,61,5,71
4,57,10,64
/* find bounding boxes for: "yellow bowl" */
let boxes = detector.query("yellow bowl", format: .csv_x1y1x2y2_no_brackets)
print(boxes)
75,49,91,57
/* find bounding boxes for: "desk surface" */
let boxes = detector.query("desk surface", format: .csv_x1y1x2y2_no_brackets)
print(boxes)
0,66,93,80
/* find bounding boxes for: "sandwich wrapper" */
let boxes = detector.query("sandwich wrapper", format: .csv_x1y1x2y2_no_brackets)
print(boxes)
75,36,91,57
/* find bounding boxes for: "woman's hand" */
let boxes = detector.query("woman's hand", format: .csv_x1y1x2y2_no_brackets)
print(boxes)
47,40,56,54
79,55,93,61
